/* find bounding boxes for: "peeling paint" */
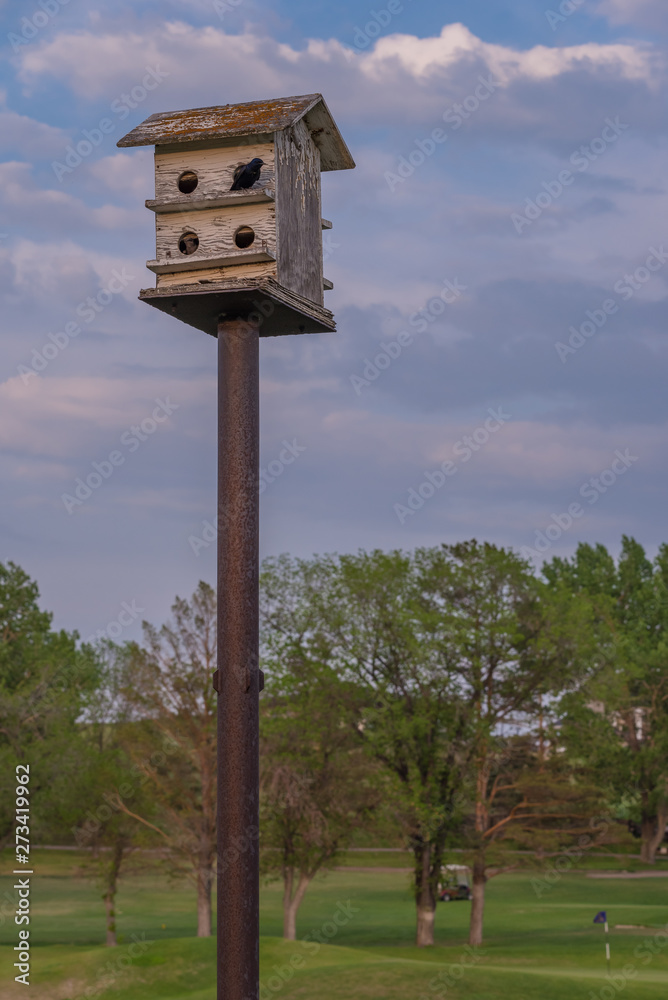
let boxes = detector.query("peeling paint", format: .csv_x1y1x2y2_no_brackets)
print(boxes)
117,93,355,173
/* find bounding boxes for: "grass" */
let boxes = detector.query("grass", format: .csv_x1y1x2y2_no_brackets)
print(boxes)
1,849,667,998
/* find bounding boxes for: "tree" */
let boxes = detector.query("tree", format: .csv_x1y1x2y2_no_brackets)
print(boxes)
259,653,379,940
0,561,98,852
548,538,668,863
77,821,138,948
452,727,608,905
260,660,380,941
63,642,157,947
419,541,595,946
261,550,468,948
114,582,217,936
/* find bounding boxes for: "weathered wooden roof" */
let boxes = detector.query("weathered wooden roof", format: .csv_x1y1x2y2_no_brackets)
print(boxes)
117,93,355,172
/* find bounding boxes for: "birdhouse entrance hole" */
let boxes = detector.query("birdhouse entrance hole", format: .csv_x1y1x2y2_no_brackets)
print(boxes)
179,231,199,255
178,170,198,194
234,226,255,249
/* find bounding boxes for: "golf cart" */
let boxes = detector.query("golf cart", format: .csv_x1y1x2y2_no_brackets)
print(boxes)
438,864,473,902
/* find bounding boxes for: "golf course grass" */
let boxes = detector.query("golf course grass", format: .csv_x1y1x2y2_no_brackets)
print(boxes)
1,849,667,998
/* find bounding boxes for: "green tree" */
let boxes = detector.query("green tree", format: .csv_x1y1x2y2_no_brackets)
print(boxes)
261,550,467,948
0,561,97,852
62,642,157,947
261,544,600,949
260,656,379,939
418,541,595,946
451,727,608,907
548,537,668,863
114,583,217,936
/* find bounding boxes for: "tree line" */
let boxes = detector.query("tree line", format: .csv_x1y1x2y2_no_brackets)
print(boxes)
1,536,667,949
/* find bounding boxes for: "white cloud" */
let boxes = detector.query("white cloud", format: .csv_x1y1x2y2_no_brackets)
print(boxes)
4,11,668,630
0,93,68,156
597,0,668,29
13,459,71,481
87,150,153,200
6,237,140,305
16,22,663,131
364,23,654,84
0,373,208,459
304,405,652,489
0,162,137,234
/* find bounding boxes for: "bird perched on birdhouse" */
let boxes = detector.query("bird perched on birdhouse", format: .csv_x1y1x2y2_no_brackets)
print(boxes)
117,94,355,338
230,158,265,191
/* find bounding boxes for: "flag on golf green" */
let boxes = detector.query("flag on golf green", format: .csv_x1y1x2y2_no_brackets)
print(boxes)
593,911,607,923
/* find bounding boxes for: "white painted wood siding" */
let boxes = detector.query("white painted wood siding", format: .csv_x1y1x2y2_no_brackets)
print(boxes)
154,201,276,264
154,143,275,201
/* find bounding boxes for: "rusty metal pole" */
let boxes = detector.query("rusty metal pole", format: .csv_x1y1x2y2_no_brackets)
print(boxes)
216,315,260,1000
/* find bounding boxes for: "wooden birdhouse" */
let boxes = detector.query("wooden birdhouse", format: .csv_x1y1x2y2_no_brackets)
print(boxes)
117,94,354,337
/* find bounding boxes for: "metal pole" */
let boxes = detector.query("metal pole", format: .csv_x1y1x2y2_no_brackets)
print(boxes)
216,315,260,1000
605,919,611,977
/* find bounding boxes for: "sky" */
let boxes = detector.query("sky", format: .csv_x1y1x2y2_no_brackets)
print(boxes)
1,0,667,641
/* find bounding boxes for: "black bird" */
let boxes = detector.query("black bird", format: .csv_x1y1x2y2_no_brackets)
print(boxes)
230,157,264,191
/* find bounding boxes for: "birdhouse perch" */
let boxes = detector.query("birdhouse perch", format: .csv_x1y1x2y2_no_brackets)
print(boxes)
118,93,354,337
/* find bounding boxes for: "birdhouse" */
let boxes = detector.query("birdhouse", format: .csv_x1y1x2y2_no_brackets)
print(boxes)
117,94,354,337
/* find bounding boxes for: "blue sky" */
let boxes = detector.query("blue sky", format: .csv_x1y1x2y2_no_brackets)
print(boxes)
1,0,667,640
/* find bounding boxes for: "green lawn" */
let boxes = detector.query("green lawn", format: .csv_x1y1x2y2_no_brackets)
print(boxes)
1,849,667,998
